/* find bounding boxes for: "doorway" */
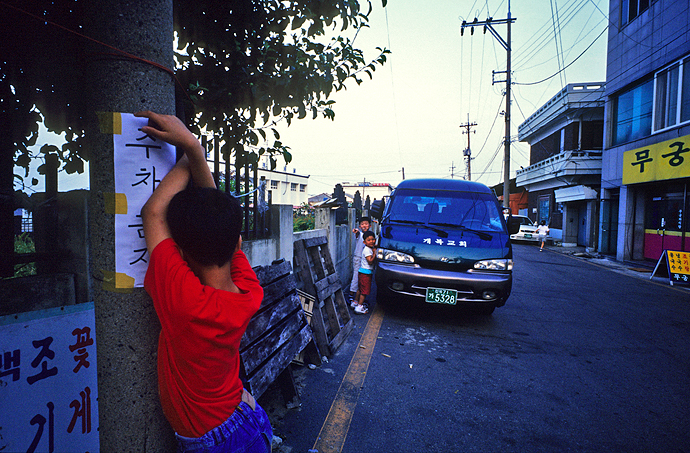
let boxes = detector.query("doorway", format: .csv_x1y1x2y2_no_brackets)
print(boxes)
601,192,619,255
577,203,587,246
643,182,689,260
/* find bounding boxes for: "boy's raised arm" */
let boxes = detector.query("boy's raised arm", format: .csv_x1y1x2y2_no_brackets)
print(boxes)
137,111,214,254
135,111,215,189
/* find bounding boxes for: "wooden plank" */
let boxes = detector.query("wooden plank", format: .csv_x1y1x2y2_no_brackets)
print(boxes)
292,237,353,359
322,295,342,335
328,317,354,353
245,324,313,399
292,290,321,366
303,235,328,248
332,288,351,325
241,292,301,349
307,246,327,280
316,278,343,303
318,240,337,274
258,273,298,310
292,240,315,289
242,311,306,376
253,259,292,286
293,239,331,355
305,294,331,356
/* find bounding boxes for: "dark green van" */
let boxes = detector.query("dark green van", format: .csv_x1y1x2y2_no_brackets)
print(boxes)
372,178,519,314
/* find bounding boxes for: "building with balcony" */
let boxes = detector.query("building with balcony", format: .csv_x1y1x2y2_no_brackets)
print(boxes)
517,83,605,248
601,0,690,261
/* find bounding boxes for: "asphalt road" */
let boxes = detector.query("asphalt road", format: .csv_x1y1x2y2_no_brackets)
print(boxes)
268,243,690,453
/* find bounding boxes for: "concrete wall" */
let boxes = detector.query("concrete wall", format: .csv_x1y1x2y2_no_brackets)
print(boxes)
250,205,354,289
242,204,294,266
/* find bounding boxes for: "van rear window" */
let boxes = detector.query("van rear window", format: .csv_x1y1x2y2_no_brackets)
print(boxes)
389,189,505,232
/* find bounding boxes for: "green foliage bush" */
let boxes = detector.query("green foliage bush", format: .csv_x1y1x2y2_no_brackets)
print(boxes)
293,204,314,231
14,232,36,277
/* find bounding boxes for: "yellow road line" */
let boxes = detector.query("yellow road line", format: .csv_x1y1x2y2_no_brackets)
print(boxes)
312,304,385,453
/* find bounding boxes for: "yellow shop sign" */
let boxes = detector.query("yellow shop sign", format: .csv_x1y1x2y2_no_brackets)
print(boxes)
622,134,690,184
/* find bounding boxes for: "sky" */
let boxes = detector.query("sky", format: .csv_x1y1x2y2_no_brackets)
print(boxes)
274,0,610,196
18,0,610,197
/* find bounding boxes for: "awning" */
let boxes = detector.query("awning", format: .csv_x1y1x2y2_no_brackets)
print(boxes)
554,185,598,203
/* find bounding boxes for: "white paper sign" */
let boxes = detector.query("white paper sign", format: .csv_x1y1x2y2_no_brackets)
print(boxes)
0,303,98,452
113,113,176,287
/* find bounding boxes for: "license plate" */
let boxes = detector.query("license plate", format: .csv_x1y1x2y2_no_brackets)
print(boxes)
425,287,457,305
524,233,532,238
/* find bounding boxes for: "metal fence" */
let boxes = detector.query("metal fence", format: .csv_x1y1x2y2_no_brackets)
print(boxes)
2,136,271,279
201,135,271,241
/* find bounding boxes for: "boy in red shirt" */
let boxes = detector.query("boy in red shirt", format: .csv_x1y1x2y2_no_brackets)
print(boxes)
138,111,272,452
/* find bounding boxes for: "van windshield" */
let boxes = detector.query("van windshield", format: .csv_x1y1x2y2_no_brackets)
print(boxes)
388,189,505,232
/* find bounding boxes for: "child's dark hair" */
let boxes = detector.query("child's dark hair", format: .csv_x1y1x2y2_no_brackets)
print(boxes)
167,186,242,267
360,216,371,223
362,230,375,241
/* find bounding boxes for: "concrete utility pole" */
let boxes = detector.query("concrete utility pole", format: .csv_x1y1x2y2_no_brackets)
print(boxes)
84,1,177,450
460,3,515,208
459,117,477,181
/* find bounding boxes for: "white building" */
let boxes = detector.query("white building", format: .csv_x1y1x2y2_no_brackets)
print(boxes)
260,166,309,207
517,83,606,248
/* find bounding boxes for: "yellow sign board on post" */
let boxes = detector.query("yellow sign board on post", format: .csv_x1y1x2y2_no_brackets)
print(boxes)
651,250,690,286
623,134,690,184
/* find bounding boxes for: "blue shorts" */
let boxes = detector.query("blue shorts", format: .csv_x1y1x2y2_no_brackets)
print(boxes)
175,402,272,453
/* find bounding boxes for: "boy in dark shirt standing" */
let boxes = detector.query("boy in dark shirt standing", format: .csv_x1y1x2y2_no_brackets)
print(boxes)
138,111,272,452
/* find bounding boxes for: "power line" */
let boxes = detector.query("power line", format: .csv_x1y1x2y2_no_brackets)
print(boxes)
513,0,591,69
514,26,607,86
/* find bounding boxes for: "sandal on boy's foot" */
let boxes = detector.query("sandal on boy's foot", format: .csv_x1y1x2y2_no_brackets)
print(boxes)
354,304,369,314
350,300,359,309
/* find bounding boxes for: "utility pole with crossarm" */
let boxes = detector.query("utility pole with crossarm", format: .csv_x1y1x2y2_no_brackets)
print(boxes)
459,117,477,181
460,5,516,209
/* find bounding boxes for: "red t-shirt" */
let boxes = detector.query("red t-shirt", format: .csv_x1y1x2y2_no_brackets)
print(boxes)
144,238,263,438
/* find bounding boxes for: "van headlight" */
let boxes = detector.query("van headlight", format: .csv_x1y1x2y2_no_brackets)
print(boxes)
474,259,513,271
377,248,415,264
